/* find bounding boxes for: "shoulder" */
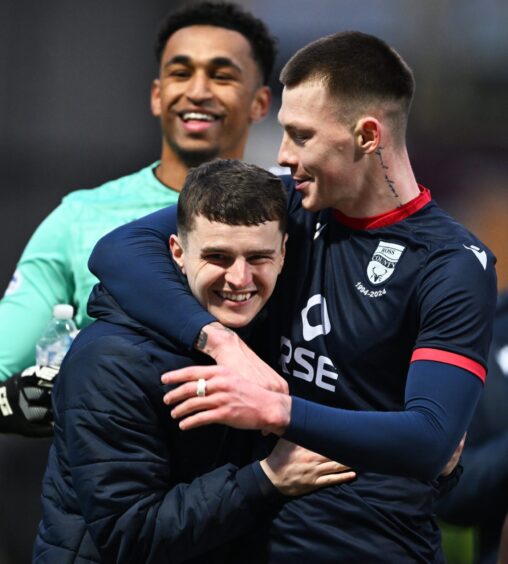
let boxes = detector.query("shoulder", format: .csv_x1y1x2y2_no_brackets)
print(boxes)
411,202,494,256
397,202,496,283
57,323,196,400
61,163,158,206
59,334,154,394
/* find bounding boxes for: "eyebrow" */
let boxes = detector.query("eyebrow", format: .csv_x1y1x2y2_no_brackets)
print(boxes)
201,246,277,255
163,55,242,74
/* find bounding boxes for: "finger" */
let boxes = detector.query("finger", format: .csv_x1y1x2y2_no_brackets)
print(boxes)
314,461,352,474
315,471,357,486
161,365,220,385
177,408,227,431
170,395,222,419
163,381,209,406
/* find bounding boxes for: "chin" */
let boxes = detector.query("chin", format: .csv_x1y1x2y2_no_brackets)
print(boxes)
218,316,251,329
214,308,260,329
173,145,220,168
301,198,320,212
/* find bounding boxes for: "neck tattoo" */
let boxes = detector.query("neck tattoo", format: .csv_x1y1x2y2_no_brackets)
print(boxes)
375,146,400,204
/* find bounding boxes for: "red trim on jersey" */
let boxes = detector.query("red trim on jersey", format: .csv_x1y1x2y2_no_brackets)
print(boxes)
411,348,486,383
333,186,431,230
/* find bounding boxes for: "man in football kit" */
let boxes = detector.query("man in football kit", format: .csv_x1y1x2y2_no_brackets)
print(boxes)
0,1,277,436
89,32,495,560
34,159,355,563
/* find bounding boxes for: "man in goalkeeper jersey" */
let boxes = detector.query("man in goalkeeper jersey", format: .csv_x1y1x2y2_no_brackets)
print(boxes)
0,1,276,436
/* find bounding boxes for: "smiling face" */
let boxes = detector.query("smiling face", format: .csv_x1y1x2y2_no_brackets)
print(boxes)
277,82,360,212
170,216,286,328
152,25,271,166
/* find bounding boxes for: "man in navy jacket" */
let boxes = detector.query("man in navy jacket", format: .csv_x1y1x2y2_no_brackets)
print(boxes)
33,160,354,563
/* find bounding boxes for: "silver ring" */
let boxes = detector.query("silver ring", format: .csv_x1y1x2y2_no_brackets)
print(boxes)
196,378,207,397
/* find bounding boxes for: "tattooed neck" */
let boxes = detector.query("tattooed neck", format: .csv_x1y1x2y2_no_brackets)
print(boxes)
375,146,400,204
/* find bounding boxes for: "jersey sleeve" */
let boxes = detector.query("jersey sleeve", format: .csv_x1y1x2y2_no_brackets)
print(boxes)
88,206,214,351
411,244,498,381
0,204,74,379
56,338,281,563
284,360,483,481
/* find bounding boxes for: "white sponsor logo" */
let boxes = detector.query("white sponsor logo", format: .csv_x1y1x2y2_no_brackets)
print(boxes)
367,241,405,285
314,222,327,240
463,244,487,270
301,294,331,341
4,269,22,297
279,336,339,392
278,293,339,392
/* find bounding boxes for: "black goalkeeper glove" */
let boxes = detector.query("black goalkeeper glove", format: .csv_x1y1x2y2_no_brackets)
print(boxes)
0,365,58,437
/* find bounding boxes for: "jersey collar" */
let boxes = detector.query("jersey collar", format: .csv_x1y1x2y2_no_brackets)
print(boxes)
333,186,431,230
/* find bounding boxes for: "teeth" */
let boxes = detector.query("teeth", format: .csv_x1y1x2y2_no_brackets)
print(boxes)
218,291,253,302
182,112,215,122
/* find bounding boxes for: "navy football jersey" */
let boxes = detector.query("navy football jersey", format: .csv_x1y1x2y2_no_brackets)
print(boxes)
273,187,495,409
258,187,497,562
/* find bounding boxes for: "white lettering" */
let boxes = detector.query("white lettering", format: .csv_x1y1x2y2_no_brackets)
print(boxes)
279,336,292,375
293,347,315,382
316,356,338,391
278,337,339,393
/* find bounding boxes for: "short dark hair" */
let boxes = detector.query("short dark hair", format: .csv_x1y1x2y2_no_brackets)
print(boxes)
155,1,278,84
177,159,287,242
280,31,415,141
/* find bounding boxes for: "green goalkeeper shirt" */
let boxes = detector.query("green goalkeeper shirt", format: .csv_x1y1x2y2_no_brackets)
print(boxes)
0,163,179,379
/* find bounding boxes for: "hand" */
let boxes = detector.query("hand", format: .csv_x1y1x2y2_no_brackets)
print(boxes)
260,438,356,496
441,433,466,477
499,511,508,564
162,365,291,434
0,366,58,437
194,322,289,394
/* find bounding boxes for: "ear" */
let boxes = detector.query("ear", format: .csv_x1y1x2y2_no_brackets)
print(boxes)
150,79,162,117
354,117,381,154
278,233,288,274
169,234,186,273
249,86,272,123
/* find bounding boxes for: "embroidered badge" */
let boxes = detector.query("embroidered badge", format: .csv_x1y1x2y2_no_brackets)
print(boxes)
367,241,405,285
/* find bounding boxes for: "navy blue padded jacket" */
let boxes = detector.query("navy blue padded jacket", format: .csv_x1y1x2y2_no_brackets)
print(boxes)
33,285,282,563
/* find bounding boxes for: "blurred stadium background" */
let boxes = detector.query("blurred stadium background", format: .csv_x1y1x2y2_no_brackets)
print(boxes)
0,1,507,562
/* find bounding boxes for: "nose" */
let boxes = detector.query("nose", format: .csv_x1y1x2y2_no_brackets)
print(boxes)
186,72,213,103
277,133,296,168
225,259,253,288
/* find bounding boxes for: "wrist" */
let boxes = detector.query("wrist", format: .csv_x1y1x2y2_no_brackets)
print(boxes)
267,393,291,436
259,458,279,489
194,322,237,359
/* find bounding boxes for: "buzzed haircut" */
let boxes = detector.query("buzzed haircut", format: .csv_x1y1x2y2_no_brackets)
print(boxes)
280,31,415,140
177,159,287,242
155,1,278,85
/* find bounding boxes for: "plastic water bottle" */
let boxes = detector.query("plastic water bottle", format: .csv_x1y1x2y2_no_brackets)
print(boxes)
35,304,78,367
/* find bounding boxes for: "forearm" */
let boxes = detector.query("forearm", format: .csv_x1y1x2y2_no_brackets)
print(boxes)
0,285,56,379
283,362,482,480
86,462,281,564
89,206,214,350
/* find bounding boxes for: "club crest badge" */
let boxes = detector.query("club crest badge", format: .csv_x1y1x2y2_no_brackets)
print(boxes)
367,241,405,285
3,269,22,297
